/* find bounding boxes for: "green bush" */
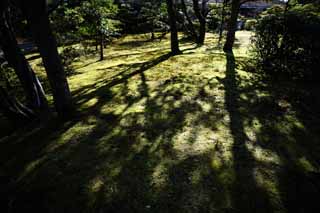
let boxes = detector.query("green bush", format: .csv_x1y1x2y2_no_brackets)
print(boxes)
60,47,81,76
252,4,320,81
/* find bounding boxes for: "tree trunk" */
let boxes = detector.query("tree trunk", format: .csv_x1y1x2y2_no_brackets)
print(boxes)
95,36,99,51
223,0,240,52
192,0,207,45
0,86,35,123
151,31,155,40
166,0,181,55
180,0,198,41
0,5,48,110
19,0,74,118
99,32,104,61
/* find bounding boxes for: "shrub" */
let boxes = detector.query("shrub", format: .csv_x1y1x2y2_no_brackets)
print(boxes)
252,4,320,81
60,47,81,75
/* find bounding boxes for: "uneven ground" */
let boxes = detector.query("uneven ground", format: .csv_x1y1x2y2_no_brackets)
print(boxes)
1,31,320,212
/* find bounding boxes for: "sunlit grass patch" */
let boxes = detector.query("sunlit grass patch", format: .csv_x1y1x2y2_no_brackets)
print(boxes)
2,31,319,212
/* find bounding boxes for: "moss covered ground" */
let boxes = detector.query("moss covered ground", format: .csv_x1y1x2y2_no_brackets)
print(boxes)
1,31,320,212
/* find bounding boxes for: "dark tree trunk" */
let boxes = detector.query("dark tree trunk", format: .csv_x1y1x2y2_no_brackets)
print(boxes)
223,0,240,52
0,5,48,110
151,31,155,40
19,0,74,118
180,0,198,41
192,0,207,45
199,0,208,44
95,37,99,51
166,0,181,55
0,86,35,123
99,32,104,61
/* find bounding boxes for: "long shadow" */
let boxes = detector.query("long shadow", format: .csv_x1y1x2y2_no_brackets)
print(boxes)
1,44,268,212
72,53,172,112
240,72,320,212
224,52,273,212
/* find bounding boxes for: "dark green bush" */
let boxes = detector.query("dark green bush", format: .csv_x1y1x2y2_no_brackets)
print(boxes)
60,47,81,75
252,4,320,81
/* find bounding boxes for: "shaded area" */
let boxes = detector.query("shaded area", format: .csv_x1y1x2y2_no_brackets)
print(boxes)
1,32,320,213
224,52,273,212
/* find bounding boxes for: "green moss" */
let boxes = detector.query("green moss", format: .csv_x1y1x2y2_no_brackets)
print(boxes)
1,31,319,213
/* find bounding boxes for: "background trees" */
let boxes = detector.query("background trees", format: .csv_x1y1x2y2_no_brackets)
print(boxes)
1,0,318,125
77,0,118,61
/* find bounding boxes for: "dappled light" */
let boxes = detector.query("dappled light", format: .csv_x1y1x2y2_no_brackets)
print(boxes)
1,30,320,212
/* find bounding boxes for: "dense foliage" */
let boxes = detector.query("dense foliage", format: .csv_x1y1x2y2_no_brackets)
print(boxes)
116,0,168,36
253,3,320,81
51,0,119,45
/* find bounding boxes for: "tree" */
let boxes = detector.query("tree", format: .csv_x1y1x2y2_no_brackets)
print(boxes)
223,0,240,52
192,0,210,45
180,0,198,41
77,0,118,61
0,65,35,123
0,1,48,110
138,0,167,40
0,86,35,123
166,0,181,55
218,0,229,46
17,0,74,118
179,0,210,45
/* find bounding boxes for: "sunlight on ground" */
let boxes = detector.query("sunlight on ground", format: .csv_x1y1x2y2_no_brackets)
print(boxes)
2,31,319,212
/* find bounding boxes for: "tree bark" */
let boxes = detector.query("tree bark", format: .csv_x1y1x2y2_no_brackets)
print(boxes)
18,0,74,118
0,86,35,123
223,0,240,52
192,0,207,45
180,0,198,41
166,0,181,55
0,3,48,110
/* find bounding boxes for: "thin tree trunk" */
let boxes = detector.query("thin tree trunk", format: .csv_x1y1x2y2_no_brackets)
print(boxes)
99,32,104,61
19,0,74,118
0,7,48,110
180,0,198,41
151,31,155,40
166,0,181,55
95,36,99,51
199,0,208,44
223,0,240,52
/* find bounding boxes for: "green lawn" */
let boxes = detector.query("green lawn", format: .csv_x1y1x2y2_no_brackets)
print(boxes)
1,31,320,212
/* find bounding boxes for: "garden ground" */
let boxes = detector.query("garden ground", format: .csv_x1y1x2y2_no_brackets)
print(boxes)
1,31,320,212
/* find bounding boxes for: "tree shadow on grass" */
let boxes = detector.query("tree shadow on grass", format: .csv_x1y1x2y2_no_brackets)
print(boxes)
224,53,320,212
223,52,273,212
240,79,320,212
2,42,320,213
0,48,231,212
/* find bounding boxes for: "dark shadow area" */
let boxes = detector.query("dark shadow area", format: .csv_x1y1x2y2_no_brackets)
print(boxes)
1,37,320,213
0,50,229,212
223,52,273,212
225,54,320,212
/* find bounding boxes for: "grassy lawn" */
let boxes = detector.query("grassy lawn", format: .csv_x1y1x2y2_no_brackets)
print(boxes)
1,31,320,212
